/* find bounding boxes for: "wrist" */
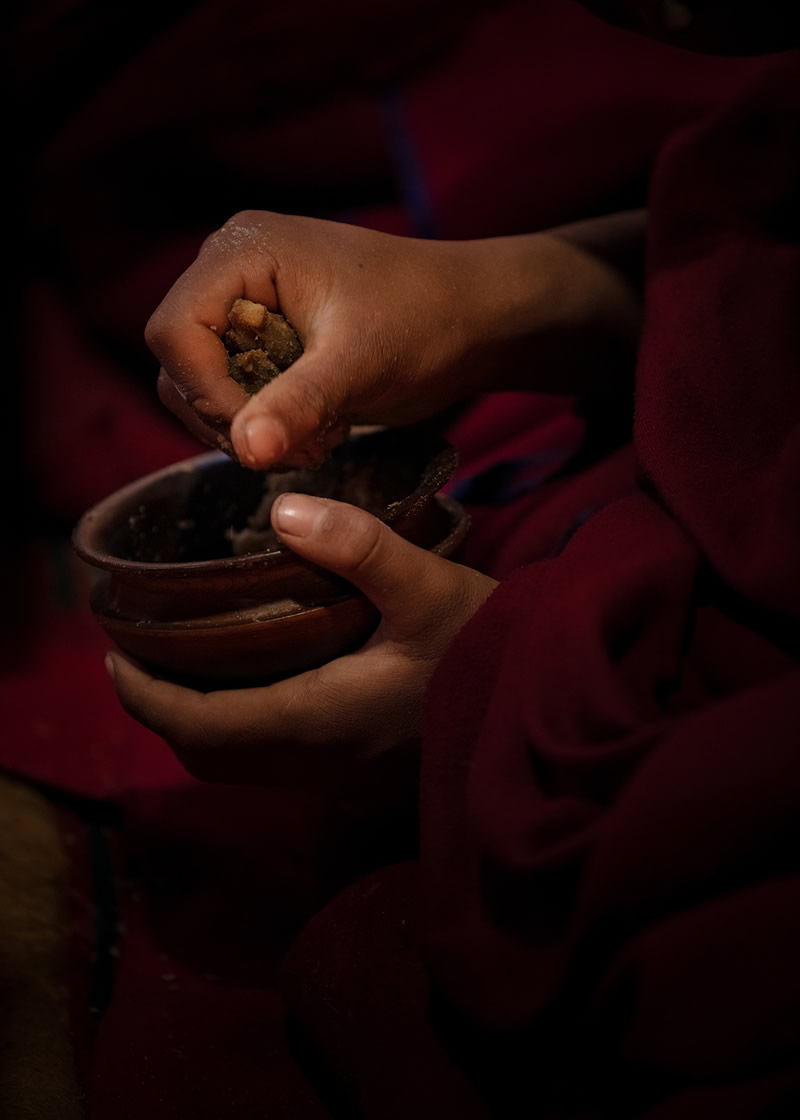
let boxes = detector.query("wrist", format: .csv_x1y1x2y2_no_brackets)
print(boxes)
441,229,643,396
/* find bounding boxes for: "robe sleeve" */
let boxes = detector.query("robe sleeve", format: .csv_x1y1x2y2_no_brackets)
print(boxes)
420,50,800,1119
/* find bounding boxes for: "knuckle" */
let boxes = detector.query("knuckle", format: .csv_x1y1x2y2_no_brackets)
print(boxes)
180,389,227,431
227,208,261,228
156,367,177,401
167,718,223,781
278,672,328,741
276,671,350,753
201,211,267,259
340,512,387,578
272,370,336,431
297,376,331,422
178,381,204,407
144,308,169,352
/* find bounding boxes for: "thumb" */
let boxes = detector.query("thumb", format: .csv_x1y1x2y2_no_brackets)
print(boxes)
231,352,350,469
270,493,465,640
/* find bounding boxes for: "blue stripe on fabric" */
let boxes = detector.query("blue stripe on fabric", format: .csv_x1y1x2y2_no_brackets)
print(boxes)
449,450,577,505
380,88,438,239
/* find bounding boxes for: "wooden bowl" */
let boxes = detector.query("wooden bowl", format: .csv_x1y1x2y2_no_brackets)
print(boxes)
73,428,468,686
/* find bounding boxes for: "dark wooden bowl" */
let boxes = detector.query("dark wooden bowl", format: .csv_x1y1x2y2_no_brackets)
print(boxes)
73,428,468,686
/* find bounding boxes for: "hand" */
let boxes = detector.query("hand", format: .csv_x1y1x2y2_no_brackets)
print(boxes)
106,495,498,798
146,211,492,468
145,210,642,469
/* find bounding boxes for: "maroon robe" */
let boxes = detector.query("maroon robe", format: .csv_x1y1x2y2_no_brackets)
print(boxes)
4,2,797,1116
418,49,800,1118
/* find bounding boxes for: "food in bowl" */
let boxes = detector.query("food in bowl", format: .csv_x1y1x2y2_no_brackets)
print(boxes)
73,427,468,687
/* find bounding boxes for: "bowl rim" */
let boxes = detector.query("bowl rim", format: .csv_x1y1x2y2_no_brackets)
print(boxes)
73,433,458,576
90,493,468,633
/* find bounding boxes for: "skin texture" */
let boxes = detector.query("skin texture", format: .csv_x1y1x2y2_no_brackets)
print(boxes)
107,494,498,797
146,210,643,470
114,208,646,794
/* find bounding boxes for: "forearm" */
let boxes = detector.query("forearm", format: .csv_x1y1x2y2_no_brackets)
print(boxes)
448,210,646,397
549,208,647,286
148,207,647,470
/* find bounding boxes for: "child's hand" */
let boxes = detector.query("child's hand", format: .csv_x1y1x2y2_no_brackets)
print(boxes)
146,211,493,469
105,496,498,795
145,210,642,470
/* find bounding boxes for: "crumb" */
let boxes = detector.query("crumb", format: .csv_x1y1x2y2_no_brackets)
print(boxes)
228,459,385,555
227,349,282,393
223,298,303,393
220,298,388,556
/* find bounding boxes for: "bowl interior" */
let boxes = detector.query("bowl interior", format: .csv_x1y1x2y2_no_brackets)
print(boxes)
76,426,458,571
93,494,469,687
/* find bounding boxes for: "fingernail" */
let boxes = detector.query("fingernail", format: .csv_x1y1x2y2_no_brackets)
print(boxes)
242,415,284,467
272,493,325,538
105,652,116,682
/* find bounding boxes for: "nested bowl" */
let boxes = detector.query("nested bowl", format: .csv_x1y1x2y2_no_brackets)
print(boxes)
73,427,468,686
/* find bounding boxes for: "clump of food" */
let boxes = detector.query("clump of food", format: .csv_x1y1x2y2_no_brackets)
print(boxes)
222,299,388,556
223,298,304,394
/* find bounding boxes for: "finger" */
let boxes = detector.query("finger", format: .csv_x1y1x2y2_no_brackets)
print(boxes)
146,288,247,428
230,347,353,469
270,494,483,642
145,234,280,427
157,369,236,456
106,649,403,787
106,651,332,786
148,218,281,341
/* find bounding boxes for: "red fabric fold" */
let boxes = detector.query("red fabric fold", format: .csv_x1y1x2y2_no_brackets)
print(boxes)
638,58,800,619
421,50,800,1116
5,3,798,1116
